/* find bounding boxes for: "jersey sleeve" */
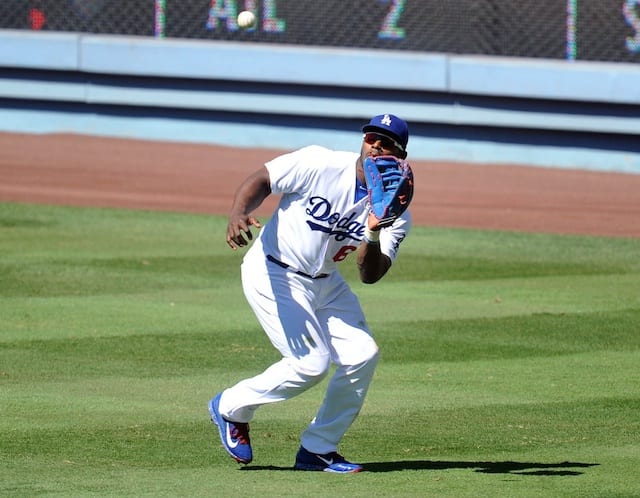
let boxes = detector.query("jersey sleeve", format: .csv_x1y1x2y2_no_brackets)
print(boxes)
265,145,329,195
379,210,411,263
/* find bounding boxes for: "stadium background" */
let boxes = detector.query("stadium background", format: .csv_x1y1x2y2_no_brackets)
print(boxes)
0,1,639,172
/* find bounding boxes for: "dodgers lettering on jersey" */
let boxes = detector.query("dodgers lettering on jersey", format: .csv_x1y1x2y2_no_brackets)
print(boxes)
251,145,410,277
306,197,365,242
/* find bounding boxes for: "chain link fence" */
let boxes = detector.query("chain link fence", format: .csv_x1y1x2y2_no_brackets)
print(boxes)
1,1,638,63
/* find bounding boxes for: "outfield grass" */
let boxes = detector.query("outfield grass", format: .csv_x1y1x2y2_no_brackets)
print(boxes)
1,202,639,497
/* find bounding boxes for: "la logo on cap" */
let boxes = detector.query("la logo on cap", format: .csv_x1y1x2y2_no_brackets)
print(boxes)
381,114,392,126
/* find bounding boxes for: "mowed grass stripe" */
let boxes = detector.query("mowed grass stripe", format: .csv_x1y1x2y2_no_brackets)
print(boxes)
3,349,638,429
1,308,639,382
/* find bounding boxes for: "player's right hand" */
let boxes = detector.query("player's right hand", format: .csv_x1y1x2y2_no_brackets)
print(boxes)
226,215,262,250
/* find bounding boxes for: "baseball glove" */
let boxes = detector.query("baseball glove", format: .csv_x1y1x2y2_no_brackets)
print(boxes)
363,155,414,227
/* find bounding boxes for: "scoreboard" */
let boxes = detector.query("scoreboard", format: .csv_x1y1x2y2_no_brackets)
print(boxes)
1,0,639,63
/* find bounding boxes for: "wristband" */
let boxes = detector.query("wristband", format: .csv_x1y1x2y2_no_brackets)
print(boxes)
363,226,380,244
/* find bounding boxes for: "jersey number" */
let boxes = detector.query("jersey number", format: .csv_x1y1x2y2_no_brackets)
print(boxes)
333,245,357,262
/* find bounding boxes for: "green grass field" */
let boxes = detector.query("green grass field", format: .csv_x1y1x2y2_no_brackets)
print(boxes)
1,202,639,497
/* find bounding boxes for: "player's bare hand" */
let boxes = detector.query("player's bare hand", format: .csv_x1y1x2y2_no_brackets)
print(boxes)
367,211,383,231
367,210,396,230
226,215,262,250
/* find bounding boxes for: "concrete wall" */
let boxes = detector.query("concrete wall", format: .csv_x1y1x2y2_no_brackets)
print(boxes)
1,30,639,172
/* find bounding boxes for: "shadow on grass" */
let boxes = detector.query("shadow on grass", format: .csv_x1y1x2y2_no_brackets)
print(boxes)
242,460,599,476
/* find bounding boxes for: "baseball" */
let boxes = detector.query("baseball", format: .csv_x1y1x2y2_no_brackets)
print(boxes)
237,10,256,29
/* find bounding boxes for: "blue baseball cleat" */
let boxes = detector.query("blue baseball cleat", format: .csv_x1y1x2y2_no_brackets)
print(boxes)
294,446,363,473
208,393,252,464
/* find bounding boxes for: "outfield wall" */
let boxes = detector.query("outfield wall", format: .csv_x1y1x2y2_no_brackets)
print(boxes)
0,30,639,173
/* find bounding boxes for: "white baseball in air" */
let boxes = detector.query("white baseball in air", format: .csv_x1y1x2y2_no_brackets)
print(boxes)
237,10,256,29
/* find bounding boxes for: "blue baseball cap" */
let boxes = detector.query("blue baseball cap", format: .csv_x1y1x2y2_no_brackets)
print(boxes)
362,114,409,151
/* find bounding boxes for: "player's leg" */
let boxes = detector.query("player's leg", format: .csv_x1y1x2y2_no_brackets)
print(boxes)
216,259,332,423
298,281,379,462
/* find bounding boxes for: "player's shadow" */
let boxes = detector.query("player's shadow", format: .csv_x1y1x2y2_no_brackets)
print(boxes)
242,460,598,476
360,460,598,476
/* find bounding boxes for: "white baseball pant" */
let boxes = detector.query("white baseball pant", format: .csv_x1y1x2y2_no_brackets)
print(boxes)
216,253,379,454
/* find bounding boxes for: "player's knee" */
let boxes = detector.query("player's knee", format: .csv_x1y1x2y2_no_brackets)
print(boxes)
360,344,380,371
291,353,331,382
352,339,380,367
366,344,380,365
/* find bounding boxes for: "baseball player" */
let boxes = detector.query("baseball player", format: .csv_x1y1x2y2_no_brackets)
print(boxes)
208,114,412,473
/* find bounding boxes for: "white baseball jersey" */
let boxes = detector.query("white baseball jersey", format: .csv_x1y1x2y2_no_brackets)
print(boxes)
247,145,411,277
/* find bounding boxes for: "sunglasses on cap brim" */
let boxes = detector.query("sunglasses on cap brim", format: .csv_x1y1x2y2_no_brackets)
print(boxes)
363,132,404,152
